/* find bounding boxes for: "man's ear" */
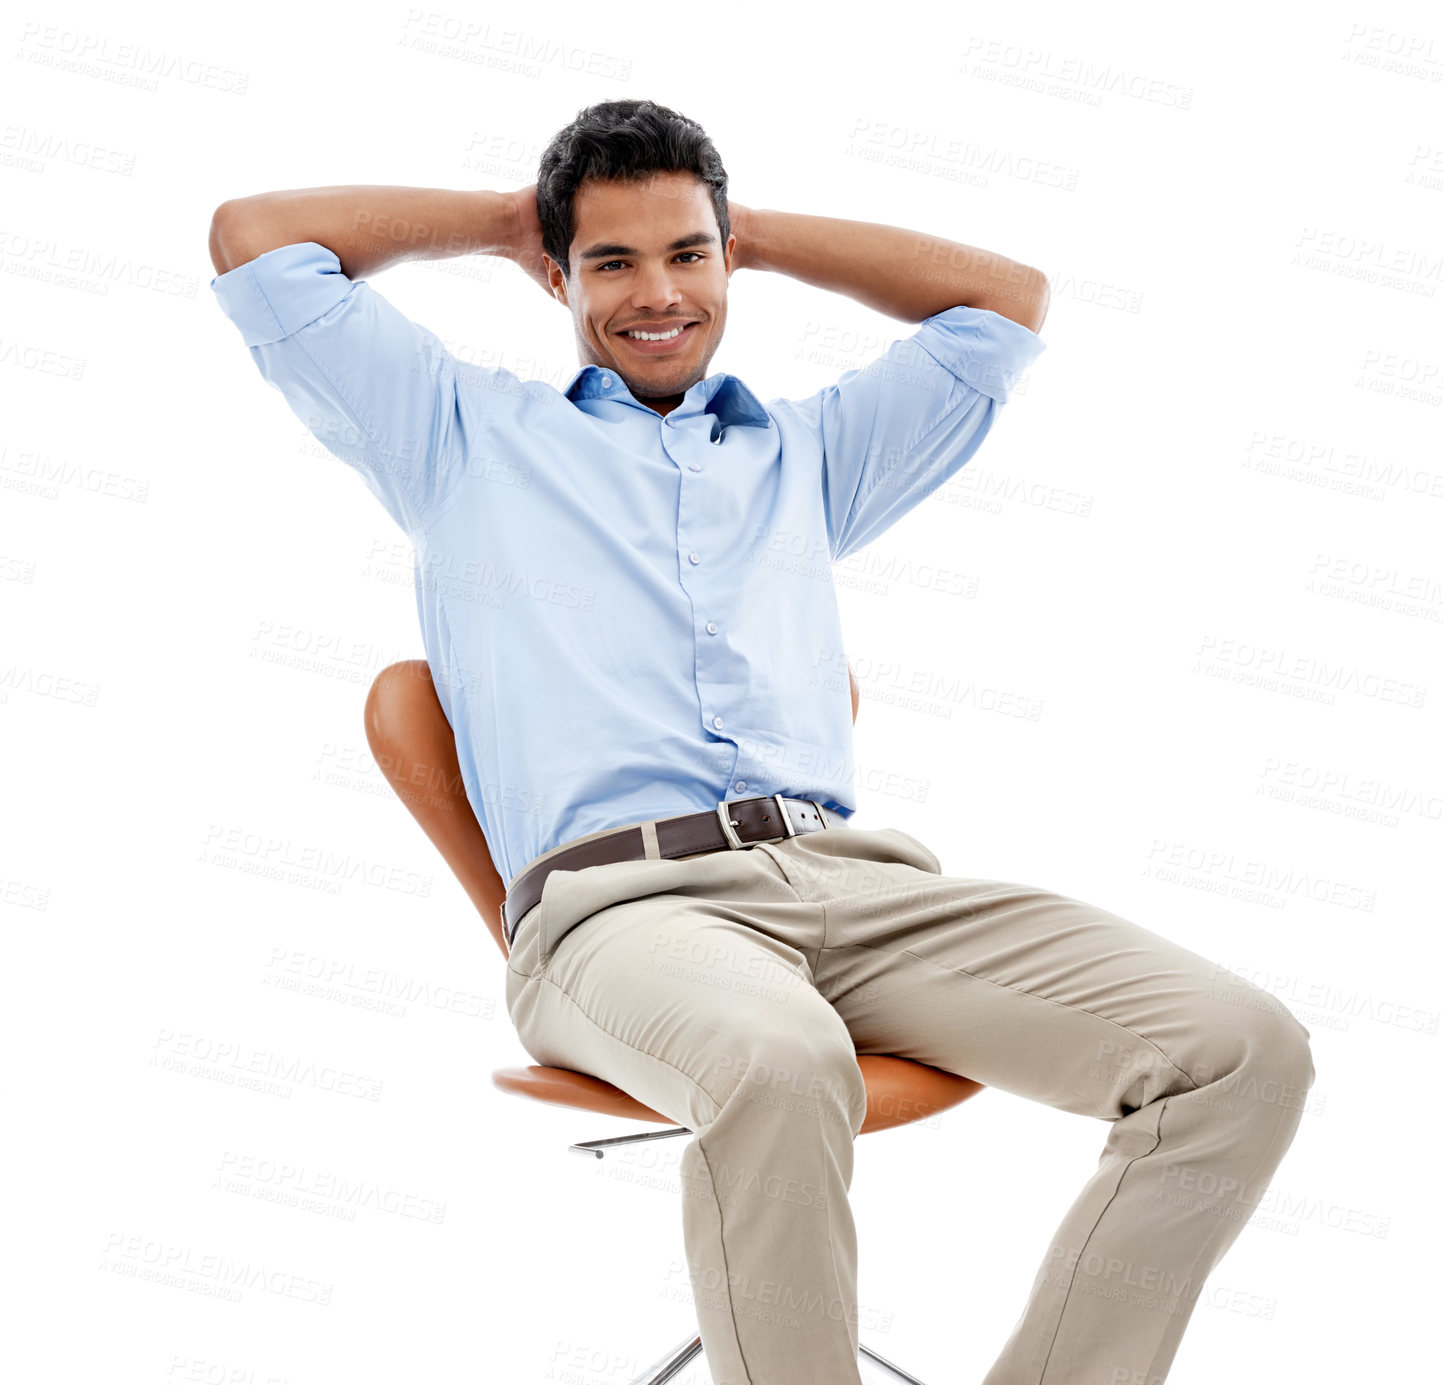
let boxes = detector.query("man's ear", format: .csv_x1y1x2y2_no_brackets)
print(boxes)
545,254,569,307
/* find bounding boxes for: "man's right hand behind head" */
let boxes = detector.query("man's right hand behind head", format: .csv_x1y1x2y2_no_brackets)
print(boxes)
506,184,558,301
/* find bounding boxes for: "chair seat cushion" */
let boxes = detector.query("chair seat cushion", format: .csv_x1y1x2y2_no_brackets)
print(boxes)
492,1055,983,1135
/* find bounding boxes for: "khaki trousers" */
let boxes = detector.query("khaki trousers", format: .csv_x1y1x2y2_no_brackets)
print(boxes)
503,820,1316,1385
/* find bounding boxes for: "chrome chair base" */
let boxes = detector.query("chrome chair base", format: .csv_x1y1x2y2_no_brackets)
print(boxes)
627,1331,701,1385
571,1125,931,1385
858,1340,931,1384
623,1328,930,1384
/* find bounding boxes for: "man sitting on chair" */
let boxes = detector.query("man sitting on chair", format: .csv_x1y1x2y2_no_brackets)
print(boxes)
209,98,1315,1385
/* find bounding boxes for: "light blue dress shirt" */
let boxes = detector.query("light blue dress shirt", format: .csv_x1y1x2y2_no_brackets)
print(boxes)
211,242,1045,887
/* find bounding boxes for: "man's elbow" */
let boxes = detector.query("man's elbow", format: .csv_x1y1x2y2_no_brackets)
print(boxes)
208,197,268,277
978,267,1049,335
1018,269,1050,334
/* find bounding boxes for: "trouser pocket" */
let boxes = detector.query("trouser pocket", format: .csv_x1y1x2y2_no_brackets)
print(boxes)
888,828,942,874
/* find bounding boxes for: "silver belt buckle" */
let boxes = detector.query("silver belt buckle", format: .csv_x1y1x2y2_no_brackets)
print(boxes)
716,800,745,849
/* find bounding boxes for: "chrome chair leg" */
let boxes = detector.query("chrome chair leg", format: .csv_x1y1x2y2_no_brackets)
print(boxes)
576,1125,929,1384
569,1125,692,1158
625,1331,703,1385
860,1339,930,1383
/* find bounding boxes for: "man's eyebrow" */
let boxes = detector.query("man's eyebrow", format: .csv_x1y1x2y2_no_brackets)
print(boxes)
578,231,718,262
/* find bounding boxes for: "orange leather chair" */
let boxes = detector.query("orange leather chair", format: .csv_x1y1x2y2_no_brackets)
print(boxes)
364,658,984,1384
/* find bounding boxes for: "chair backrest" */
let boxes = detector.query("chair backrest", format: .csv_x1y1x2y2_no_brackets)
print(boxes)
364,658,862,960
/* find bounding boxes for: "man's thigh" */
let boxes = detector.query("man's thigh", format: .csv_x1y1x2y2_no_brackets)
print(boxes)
759,825,1315,1121
504,847,864,1134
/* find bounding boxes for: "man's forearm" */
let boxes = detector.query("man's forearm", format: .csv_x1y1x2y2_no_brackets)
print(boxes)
208,185,520,279
732,204,1048,332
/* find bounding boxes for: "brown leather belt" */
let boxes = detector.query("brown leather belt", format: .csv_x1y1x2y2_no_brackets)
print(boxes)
502,794,848,949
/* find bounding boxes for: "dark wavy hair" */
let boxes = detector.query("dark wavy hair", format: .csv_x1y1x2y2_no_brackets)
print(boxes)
536,99,730,280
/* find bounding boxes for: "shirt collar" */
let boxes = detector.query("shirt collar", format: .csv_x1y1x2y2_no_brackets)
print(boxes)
563,364,772,430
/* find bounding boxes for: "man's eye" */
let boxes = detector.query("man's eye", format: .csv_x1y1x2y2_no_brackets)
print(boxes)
597,253,704,272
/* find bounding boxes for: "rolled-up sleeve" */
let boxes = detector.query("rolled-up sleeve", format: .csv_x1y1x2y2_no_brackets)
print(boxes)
211,241,471,535
771,305,1046,563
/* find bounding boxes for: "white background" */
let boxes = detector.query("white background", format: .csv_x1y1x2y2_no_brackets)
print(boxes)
4,1,1440,1382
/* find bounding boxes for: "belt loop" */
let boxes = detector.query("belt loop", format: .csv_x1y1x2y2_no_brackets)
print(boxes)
640,820,661,860
774,793,798,837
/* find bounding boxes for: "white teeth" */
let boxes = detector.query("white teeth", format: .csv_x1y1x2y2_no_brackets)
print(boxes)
626,324,688,341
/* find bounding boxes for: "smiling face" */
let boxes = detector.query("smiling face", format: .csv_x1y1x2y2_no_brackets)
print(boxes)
544,170,735,417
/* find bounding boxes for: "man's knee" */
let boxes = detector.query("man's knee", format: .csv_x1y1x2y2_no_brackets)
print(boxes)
703,1027,868,1134
1187,981,1316,1115
1238,1004,1315,1099
1103,981,1315,1121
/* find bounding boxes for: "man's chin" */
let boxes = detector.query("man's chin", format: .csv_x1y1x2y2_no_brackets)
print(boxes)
617,365,701,398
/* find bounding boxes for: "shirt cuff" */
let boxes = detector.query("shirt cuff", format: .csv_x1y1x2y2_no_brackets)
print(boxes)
910,303,1047,405
210,241,356,348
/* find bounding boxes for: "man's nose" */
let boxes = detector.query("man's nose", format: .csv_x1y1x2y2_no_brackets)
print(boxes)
631,262,685,307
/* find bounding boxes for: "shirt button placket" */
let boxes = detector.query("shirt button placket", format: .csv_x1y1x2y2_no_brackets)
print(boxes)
675,415,727,758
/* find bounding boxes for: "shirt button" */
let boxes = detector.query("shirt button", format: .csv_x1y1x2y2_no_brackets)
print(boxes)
600,374,612,388
689,551,701,564
735,781,747,792
689,462,701,472
712,715,724,730
706,621,718,635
